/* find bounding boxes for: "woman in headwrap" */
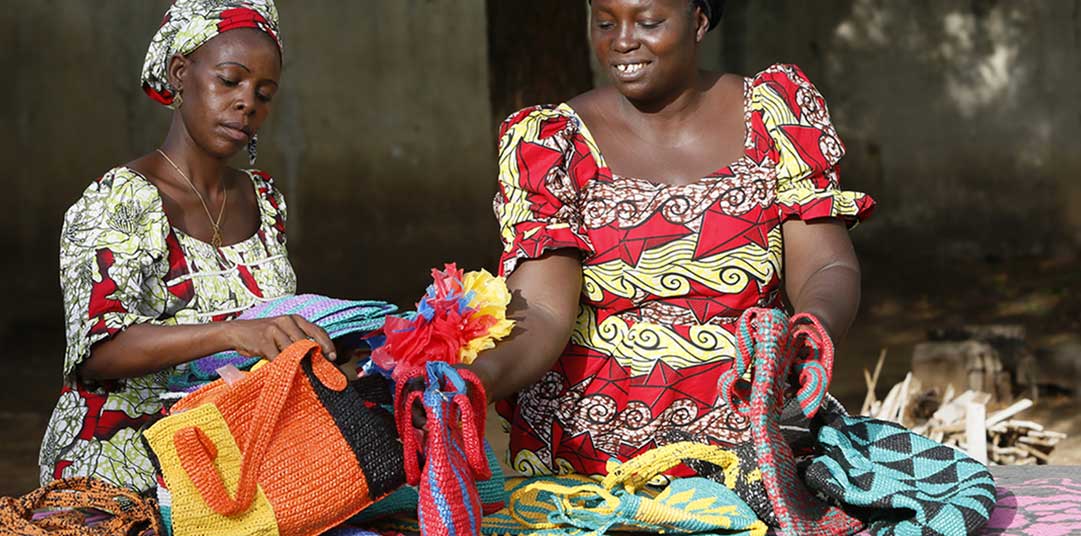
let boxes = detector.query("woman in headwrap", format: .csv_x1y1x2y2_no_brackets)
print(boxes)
39,0,335,493
467,0,874,497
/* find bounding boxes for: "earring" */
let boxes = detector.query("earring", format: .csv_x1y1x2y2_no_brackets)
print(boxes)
172,90,184,109
248,133,258,165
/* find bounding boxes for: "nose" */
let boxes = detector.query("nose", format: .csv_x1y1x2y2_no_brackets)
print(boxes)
235,91,256,115
613,22,639,53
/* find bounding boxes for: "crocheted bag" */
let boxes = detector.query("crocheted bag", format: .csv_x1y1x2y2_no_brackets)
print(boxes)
394,362,491,536
0,477,164,535
481,442,767,536
168,295,399,392
804,413,997,536
144,340,405,536
718,308,863,535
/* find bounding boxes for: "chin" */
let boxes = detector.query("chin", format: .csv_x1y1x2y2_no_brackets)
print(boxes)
615,81,664,103
203,139,246,161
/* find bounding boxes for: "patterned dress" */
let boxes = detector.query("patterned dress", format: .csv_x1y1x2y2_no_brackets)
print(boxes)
39,166,296,493
493,64,876,478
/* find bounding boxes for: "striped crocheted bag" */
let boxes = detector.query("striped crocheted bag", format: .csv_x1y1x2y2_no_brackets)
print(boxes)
395,362,491,536
718,308,864,535
144,340,405,536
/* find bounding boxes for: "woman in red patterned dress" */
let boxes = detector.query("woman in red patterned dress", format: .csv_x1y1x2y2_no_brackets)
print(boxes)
468,0,875,480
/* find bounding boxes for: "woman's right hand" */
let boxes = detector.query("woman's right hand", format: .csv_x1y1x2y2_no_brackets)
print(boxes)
225,315,337,362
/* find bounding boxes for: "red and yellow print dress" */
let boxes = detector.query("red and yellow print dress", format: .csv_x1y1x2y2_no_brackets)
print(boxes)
492,64,875,478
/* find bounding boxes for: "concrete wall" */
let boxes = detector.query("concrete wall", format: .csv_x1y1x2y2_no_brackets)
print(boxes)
717,0,1081,262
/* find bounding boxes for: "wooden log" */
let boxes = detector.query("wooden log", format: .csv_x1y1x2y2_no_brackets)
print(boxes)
1018,445,1049,462
1017,436,1061,448
966,402,988,464
986,399,1034,428
861,349,887,416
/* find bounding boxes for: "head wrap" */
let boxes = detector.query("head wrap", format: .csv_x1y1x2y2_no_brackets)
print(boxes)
587,0,725,31
141,0,282,108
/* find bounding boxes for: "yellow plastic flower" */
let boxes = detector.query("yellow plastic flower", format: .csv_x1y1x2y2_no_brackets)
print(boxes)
459,269,515,363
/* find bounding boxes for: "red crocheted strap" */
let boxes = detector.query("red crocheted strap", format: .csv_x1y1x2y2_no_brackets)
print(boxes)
452,394,492,480
397,389,425,485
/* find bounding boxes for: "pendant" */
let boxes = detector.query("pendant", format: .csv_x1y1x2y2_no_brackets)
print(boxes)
211,227,223,249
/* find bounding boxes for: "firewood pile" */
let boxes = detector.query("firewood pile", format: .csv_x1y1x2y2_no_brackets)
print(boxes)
861,351,1066,465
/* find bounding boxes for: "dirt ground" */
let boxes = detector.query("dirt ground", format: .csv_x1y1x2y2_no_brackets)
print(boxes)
1,254,1078,496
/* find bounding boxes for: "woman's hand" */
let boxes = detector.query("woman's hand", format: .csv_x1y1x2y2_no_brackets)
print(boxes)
225,315,337,362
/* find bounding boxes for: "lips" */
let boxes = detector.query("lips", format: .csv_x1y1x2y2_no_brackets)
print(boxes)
219,122,252,143
611,61,651,82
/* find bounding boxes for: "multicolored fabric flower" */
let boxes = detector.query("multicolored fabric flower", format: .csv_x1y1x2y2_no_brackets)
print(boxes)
371,264,514,375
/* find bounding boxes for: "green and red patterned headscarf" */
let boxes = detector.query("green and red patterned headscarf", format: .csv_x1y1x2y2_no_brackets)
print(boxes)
141,0,282,108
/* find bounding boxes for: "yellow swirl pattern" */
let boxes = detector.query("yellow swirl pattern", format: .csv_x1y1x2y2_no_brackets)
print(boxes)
581,230,782,303
571,306,739,376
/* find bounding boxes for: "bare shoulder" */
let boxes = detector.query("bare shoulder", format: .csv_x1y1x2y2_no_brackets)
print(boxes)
703,71,748,101
566,85,621,128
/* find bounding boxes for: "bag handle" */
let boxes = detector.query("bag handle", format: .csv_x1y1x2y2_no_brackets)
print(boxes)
601,441,740,492
174,340,345,516
788,312,834,418
393,362,491,486
0,477,163,535
719,308,791,418
510,442,740,529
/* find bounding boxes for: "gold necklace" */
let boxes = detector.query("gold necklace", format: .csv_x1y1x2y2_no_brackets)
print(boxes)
157,149,228,248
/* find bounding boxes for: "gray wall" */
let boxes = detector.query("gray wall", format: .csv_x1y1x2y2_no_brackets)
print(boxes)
719,0,1081,261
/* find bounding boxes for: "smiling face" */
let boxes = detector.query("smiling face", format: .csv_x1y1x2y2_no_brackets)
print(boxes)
167,28,282,159
590,0,709,104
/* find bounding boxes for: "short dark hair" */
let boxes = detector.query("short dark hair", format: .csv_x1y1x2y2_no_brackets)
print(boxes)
691,0,725,30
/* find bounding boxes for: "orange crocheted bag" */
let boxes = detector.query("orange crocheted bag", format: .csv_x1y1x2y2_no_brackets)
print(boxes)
144,340,404,536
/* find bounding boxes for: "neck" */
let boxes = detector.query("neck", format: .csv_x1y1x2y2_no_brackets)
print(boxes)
620,69,708,131
160,114,228,192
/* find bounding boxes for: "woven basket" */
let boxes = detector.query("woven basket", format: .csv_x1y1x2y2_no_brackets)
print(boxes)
144,340,405,536
0,477,163,535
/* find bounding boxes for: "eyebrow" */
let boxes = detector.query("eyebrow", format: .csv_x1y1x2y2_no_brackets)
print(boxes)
216,61,251,72
216,61,279,87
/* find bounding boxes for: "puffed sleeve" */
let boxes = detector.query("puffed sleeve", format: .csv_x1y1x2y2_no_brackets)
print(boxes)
751,64,875,226
59,168,171,377
493,106,597,276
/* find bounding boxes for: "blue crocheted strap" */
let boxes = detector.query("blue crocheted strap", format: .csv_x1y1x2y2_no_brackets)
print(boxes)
424,361,468,397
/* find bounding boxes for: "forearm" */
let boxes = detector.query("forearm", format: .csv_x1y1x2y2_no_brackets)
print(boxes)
80,322,234,381
466,303,576,402
789,262,860,344
463,251,582,403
